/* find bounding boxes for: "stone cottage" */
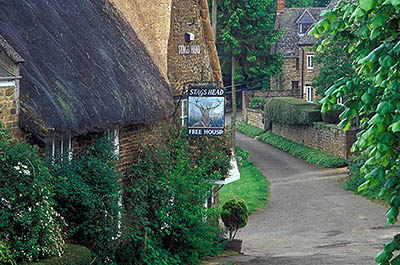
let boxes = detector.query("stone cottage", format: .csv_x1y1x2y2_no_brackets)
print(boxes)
0,1,174,169
270,0,325,103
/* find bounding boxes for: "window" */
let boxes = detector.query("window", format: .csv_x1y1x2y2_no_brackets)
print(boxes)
106,129,120,156
45,133,72,162
292,81,299,90
181,99,188,126
307,54,314,69
299,23,312,35
306,86,313,102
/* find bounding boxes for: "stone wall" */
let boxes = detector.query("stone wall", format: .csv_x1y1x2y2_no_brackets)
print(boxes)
246,108,264,130
168,0,221,95
0,51,21,138
271,122,358,159
270,57,301,91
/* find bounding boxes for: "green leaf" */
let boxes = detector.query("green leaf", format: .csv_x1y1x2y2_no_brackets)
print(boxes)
361,93,373,104
375,250,392,263
379,55,395,69
392,41,400,54
372,14,387,28
389,121,400,132
358,180,371,191
352,7,367,17
391,254,400,265
370,28,380,40
390,195,400,208
360,0,377,11
384,239,398,253
368,114,385,125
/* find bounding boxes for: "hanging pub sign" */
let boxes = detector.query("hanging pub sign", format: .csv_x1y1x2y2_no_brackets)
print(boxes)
187,83,225,136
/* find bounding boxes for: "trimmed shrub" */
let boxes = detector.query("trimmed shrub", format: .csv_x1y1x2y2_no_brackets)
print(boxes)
48,137,121,264
264,97,322,125
28,244,91,265
322,104,345,124
249,97,268,111
0,126,65,263
221,199,248,239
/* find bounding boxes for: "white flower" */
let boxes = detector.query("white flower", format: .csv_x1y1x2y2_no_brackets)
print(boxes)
14,166,20,171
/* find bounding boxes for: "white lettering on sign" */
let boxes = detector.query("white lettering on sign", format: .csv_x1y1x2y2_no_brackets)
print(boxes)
178,45,200,55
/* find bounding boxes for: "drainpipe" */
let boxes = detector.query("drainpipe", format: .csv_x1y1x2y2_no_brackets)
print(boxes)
301,47,305,99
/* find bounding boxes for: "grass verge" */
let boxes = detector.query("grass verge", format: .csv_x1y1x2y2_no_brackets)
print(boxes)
237,122,347,168
219,146,269,215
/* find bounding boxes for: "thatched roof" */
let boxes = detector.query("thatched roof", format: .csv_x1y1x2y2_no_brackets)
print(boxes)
0,0,173,139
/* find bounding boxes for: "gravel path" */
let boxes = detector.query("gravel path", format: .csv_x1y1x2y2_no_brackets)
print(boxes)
207,131,398,265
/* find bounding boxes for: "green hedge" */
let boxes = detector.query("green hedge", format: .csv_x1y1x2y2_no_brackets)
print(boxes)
237,123,347,168
264,97,322,125
28,244,91,265
249,97,268,111
322,104,345,124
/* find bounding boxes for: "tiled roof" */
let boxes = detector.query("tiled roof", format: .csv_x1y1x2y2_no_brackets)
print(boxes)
273,8,323,57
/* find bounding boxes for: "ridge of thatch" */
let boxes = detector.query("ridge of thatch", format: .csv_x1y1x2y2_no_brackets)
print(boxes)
0,0,173,139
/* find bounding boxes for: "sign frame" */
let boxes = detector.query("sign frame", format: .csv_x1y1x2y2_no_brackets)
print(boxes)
187,83,225,136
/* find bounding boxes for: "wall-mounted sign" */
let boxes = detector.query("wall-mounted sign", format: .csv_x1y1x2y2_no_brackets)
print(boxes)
178,45,201,55
187,85,225,136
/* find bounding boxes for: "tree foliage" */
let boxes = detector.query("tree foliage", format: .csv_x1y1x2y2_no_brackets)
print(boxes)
311,0,400,263
217,0,283,89
313,38,355,98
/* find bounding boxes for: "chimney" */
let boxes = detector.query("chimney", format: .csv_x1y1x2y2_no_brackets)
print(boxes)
277,0,285,14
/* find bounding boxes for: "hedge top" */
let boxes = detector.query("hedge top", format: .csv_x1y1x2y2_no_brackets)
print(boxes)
265,97,322,125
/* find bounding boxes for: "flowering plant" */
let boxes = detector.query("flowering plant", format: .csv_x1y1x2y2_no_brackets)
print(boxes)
0,125,65,262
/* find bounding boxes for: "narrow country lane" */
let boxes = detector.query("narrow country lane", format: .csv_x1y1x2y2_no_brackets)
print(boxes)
210,131,399,265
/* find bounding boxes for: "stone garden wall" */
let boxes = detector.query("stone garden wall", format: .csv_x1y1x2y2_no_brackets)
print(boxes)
244,107,358,159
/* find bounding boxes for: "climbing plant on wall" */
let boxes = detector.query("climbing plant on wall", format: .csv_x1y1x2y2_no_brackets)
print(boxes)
311,0,400,263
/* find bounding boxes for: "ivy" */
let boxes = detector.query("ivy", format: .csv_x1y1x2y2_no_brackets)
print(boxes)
312,0,400,263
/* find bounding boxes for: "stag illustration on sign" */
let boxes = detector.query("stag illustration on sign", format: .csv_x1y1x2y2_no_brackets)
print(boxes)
191,97,223,127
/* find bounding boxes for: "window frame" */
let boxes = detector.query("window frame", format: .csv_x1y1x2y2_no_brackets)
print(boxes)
306,85,313,103
307,54,314,69
181,98,188,126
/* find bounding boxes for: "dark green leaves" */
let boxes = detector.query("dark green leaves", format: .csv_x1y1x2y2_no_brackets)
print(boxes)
360,0,377,11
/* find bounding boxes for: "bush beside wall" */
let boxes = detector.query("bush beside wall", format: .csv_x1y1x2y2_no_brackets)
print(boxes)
264,97,322,125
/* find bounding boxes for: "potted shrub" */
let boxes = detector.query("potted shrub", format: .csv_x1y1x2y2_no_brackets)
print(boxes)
221,199,248,252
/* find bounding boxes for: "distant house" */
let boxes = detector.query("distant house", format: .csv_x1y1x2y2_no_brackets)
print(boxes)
0,1,174,169
270,0,326,102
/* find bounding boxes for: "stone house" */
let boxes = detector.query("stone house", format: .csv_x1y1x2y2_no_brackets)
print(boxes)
0,1,174,169
270,0,325,103
0,0,224,172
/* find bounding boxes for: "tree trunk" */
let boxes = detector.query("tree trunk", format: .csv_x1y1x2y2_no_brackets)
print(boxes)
212,0,217,41
231,54,237,154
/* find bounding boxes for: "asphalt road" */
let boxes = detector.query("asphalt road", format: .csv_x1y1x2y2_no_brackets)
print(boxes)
208,131,398,265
